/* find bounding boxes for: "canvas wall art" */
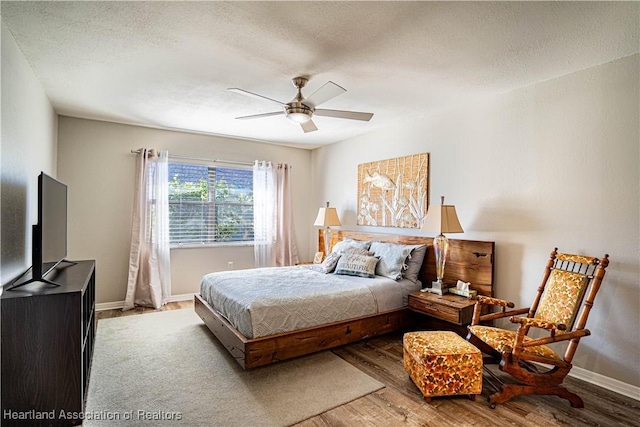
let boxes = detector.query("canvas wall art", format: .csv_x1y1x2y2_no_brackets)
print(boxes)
357,153,429,228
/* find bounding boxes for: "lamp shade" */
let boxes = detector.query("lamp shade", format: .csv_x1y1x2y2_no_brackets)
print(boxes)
314,205,341,227
421,197,463,234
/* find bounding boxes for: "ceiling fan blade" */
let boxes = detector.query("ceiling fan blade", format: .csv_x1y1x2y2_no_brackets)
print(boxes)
304,81,346,108
314,109,373,121
235,111,284,120
228,88,286,106
300,120,318,133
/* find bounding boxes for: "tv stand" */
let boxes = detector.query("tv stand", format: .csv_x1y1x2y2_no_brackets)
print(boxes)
1,260,96,426
6,259,78,290
8,276,61,289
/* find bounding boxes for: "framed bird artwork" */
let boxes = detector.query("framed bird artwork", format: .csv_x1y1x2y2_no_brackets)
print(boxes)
357,153,429,228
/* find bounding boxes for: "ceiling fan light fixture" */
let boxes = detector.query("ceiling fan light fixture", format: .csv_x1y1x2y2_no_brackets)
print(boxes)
287,112,312,123
285,105,313,123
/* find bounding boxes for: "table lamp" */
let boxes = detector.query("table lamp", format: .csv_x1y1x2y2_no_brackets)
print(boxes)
313,202,341,258
420,196,464,295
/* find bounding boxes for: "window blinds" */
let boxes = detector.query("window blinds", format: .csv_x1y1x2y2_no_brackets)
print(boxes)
168,163,254,244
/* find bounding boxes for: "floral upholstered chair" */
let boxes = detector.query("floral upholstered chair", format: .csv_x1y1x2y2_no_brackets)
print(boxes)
466,248,609,408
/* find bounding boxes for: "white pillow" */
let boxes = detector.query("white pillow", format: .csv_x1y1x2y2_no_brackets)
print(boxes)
331,238,372,254
320,251,342,273
369,241,413,280
343,247,374,256
334,253,379,278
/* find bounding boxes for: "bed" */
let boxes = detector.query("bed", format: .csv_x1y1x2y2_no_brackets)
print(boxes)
194,230,494,369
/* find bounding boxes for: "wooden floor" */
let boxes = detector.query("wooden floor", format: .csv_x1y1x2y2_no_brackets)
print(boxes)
98,301,640,426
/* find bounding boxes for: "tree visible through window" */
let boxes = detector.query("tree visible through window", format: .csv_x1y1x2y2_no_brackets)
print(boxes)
168,163,253,244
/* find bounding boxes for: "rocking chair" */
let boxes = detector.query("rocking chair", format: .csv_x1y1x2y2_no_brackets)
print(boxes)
466,248,609,408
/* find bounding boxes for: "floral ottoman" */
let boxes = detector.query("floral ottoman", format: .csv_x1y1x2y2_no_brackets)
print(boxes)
403,331,482,402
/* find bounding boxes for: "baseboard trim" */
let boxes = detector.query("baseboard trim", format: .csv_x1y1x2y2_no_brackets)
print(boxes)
95,293,195,312
166,293,196,303
95,301,125,311
569,365,639,401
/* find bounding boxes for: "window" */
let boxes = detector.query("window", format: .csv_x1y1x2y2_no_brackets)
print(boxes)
168,163,253,245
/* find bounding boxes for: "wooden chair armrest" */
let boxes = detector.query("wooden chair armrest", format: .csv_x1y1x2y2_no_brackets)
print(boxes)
476,296,515,308
509,328,591,368
510,316,567,332
509,317,580,361
471,296,518,325
521,329,591,349
477,307,529,323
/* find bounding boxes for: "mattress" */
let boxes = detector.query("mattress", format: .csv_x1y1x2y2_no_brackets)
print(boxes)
200,265,421,339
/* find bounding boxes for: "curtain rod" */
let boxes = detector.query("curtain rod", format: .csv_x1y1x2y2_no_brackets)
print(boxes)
130,149,253,166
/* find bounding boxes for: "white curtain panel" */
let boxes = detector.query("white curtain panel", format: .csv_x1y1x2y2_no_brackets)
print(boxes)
253,160,276,267
124,149,172,310
274,164,300,266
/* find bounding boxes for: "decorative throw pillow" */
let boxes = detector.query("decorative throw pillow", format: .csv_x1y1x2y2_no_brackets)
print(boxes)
369,241,413,280
343,247,375,256
402,244,427,283
334,253,379,278
331,238,372,254
320,251,342,274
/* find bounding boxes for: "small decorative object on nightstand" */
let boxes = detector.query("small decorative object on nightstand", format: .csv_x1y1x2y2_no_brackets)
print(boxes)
448,280,477,298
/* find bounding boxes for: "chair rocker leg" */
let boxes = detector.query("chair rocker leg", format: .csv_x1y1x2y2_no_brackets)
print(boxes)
488,383,584,408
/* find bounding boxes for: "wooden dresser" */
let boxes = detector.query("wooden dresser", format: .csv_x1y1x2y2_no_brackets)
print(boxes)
1,260,96,426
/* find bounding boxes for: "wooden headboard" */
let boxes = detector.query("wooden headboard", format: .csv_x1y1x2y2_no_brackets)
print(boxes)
319,230,495,297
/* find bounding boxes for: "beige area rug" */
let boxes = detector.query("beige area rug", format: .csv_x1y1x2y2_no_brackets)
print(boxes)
85,309,384,426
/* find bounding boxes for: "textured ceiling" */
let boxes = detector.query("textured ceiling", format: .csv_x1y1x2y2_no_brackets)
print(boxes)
2,2,638,149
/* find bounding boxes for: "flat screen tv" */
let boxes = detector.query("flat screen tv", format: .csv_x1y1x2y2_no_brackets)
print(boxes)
9,172,68,289
34,172,68,281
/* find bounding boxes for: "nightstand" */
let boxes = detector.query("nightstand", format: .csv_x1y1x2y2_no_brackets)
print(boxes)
408,291,476,326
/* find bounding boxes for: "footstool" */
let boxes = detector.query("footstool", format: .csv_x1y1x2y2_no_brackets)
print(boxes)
403,331,482,402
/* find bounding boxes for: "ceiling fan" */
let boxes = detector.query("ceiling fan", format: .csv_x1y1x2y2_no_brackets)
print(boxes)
228,77,373,133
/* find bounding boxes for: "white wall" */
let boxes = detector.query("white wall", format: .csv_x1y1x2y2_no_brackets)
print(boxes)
1,23,58,285
56,117,313,304
312,55,639,387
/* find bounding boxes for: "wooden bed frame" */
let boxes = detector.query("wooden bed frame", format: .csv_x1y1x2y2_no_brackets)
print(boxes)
194,230,494,369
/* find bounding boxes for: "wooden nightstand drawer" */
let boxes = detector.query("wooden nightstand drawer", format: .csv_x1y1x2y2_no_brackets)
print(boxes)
408,292,476,326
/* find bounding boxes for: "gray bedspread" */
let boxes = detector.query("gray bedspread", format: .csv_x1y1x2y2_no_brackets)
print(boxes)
200,266,420,339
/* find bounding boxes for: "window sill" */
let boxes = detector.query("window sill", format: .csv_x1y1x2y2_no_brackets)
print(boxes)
170,242,254,250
